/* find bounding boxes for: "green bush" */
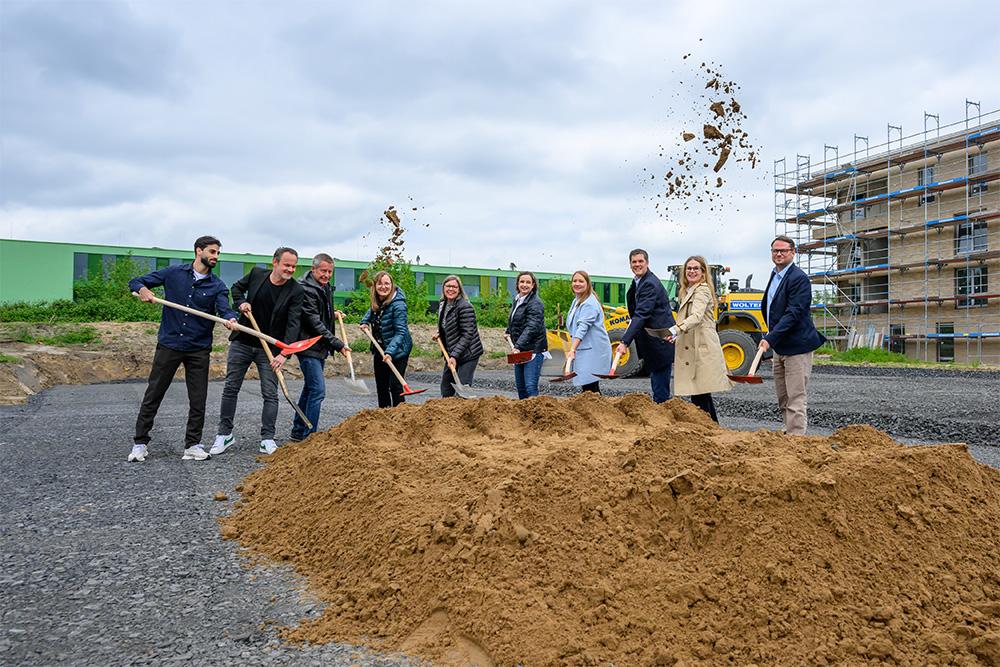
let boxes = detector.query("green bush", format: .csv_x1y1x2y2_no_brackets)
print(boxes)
539,279,574,329
477,286,512,328
0,255,162,323
0,353,19,364
342,260,432,324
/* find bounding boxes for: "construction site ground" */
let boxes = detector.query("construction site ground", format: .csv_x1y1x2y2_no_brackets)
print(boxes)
1,365,998,665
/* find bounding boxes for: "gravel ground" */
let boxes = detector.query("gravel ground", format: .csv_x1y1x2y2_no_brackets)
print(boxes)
1,364,997,665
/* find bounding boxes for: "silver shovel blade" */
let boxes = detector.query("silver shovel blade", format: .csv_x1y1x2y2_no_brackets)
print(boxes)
340,377,371,395
452,382,489,399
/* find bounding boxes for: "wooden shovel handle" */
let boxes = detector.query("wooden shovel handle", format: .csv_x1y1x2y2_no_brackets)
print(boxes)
246,311,312,429
748,346,766,377
434,336,463,385
360,325,409,387
334,311,357,377
135,292,281,346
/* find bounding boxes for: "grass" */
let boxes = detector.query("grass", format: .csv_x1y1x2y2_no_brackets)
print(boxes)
7,324,100,347
814,345,991,369
0,353,19,364
487,350,508,359
211,344,226,352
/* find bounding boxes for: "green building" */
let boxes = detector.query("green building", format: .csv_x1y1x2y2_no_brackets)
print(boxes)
0,238,675,309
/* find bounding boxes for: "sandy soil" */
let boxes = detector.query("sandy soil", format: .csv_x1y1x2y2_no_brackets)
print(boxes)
223,394,1000,666
0,322,513,405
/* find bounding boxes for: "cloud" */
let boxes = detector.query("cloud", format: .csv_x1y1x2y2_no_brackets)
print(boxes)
1,0,998,290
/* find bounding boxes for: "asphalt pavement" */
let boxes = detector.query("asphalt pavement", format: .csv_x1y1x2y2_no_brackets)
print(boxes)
1,365,997,665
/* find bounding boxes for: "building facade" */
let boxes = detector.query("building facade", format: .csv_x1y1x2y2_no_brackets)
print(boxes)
0,239,672,310
775,107,1000,364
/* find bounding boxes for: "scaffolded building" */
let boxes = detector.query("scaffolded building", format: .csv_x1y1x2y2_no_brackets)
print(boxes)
775,103,1000,365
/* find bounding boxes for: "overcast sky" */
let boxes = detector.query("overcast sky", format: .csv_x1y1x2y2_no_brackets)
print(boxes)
2,0,998,288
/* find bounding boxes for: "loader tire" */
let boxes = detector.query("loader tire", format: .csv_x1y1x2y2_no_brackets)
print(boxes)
718,329,756,376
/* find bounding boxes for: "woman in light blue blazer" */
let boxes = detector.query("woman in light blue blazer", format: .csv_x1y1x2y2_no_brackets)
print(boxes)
565,271,613,393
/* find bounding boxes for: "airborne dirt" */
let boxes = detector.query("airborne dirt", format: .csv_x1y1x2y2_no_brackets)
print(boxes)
223,394,1000,666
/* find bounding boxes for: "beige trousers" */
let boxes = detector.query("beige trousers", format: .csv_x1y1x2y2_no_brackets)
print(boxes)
772,351,813,435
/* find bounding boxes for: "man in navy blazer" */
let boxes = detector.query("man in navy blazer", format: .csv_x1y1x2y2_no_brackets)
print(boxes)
620,249,676,403
759,235,827,434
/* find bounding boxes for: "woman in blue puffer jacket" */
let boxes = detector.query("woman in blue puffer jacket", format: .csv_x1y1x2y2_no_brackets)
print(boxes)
360,271,413,407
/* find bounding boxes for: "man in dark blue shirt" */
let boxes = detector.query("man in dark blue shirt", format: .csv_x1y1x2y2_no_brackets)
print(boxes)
128,236,238,462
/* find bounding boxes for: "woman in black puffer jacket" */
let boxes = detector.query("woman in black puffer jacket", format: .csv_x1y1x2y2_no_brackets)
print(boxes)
506,271,547,399
433,275,484,398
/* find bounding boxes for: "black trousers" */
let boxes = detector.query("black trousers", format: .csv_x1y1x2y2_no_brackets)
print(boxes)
580,381,601,394
440,357,479,398
373,354,410,408
691,393,718,423
134,344,211,446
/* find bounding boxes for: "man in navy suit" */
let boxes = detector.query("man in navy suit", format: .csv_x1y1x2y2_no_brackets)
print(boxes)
759,235,827,434
620,249,676,403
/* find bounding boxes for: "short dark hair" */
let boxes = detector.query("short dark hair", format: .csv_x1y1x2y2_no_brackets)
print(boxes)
629,248,649,261
312,253,334,268
771,235,796,250
194,235,221,251
272,247,298,261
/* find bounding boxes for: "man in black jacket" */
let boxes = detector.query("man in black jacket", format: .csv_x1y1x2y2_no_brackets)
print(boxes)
619,249,676,403
289,253,349,440
211,247,305,456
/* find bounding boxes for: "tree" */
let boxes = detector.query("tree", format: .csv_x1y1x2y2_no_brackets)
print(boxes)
539,279,574,329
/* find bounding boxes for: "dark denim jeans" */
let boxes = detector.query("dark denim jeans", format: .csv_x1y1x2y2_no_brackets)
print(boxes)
217,341,279,439
291,356,326,439
513,353,545,399
649,365,672,404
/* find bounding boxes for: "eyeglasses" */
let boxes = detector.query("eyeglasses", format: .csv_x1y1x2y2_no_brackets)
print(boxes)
771,248,794,254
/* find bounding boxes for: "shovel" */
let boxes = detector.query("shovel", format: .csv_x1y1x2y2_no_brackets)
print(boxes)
549,332,577,383
334,311,370,395
728,347,766,384
245,311,313,430
504,335,534,364
433,337,485,399
593,344,626,380
134,293,321,355
359,326,427,396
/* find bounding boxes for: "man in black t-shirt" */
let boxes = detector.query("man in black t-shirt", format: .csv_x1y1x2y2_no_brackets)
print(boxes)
211,247,305,456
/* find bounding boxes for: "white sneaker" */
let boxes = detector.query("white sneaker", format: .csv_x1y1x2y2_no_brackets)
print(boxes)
181,444,211,461
259,439,278,455
127,444,148,462
209,434,235,455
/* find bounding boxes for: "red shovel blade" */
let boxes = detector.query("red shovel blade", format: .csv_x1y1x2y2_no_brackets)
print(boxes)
728,374,764,384
506,351,533,364
592,373,621,379
401,384,428,396
549,372,577,383
277,335,323,356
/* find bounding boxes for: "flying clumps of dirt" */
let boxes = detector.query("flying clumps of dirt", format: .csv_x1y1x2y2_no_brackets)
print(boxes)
647,53,760,217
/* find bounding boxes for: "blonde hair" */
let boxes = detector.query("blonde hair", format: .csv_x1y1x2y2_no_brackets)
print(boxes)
571,270,597,305
678,255,717,308
368,271,397,312
439,275,467,302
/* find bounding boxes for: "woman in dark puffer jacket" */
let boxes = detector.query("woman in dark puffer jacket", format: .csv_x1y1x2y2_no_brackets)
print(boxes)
505,271,547,399
433,275,484,397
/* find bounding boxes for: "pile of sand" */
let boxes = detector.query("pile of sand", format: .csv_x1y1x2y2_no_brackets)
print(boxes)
223,394,1000,666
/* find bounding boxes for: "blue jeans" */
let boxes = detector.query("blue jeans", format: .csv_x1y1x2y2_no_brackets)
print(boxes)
291,356,326,439
513,353,544,399
218,341,279,440
649,365,672,404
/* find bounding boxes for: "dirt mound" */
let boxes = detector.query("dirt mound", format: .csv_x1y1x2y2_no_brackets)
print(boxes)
223,394,1000,666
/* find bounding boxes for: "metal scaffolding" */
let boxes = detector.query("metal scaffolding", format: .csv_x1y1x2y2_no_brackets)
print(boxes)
774,104,1000,365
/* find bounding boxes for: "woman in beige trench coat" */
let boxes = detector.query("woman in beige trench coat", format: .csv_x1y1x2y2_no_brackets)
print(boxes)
666,255,732,422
